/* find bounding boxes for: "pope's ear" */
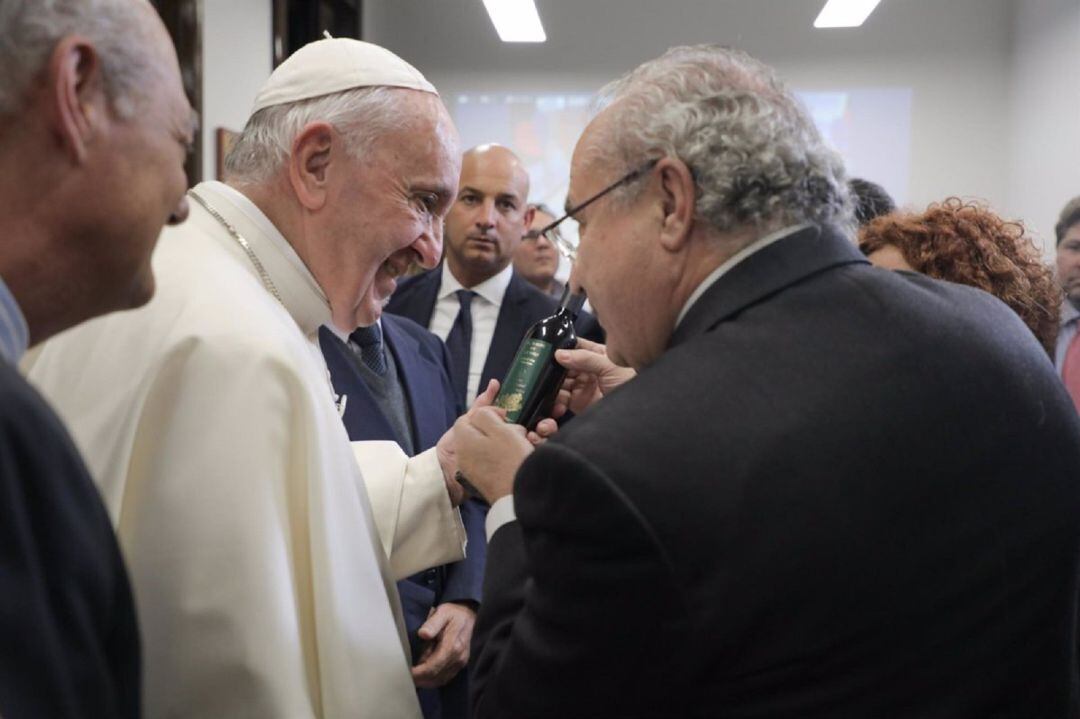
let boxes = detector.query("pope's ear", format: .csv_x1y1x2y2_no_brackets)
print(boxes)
288,122,334,211
49,35,105,165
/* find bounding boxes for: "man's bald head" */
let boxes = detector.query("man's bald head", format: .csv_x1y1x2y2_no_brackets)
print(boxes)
443,143,535,288
461,144,531,199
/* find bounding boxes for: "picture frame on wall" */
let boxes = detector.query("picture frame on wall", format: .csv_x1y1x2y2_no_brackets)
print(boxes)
273,0,363,67
215,128,241,181
151,0,203,185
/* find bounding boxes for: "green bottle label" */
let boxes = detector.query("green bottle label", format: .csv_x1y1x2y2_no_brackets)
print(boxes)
495,339,554,423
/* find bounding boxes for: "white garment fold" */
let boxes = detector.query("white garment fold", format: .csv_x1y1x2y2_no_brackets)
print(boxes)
24,182,463,718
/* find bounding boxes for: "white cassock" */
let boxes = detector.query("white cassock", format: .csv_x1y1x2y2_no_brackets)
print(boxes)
23,181,462,718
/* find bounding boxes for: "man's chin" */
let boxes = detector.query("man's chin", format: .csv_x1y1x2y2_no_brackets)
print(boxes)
123,271,156,311
354,301,382,328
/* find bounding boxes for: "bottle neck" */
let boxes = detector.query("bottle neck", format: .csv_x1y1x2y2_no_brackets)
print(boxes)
557,285,586,317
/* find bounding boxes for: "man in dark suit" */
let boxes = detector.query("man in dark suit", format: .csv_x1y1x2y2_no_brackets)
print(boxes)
386,144,601,409
0,1,194,717
319,314,486,719
454,45,1080,717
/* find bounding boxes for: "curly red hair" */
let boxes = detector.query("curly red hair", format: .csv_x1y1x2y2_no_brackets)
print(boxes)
858,198,1061,355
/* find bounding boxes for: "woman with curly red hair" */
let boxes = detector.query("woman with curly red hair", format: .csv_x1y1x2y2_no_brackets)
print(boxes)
858,198,1061,356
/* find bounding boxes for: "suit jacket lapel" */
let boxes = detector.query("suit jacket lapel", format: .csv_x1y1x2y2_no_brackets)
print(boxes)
481,272,532,392
670,225,868,348
317,326,399,442
381,317,447,451
412,268,442,328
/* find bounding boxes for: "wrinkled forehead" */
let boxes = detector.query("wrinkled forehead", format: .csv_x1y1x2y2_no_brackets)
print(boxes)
568,110,617,201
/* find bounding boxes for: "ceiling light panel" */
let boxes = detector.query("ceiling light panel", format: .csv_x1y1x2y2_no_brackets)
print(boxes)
482,0,547,42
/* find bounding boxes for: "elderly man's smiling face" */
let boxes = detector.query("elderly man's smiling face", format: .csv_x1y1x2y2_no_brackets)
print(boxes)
320,92,460,330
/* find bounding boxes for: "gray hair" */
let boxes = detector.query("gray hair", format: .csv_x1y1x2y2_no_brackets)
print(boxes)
0,0,163,119
591,45,852,234
224,86,428,184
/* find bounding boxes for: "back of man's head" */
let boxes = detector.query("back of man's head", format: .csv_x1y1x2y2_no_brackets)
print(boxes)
587,45,851,241
1056,196,1080,246
849,178,896,226
0,0,164,125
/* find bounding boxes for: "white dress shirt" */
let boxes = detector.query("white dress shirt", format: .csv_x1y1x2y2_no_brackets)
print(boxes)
429,262,513,401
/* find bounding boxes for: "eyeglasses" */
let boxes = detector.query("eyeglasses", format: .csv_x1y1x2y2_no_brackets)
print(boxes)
522,158,659,262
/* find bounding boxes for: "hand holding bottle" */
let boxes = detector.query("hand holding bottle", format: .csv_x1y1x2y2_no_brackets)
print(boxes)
437,379,501,505
454,406,534,504
551,338,638,417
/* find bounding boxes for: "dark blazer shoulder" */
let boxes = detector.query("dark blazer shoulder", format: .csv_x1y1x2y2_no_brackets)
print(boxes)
382,312,445,357
385,268,442,328
0,361,140,719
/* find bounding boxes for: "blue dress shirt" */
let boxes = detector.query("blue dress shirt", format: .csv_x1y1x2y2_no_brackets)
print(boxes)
0,273,28,365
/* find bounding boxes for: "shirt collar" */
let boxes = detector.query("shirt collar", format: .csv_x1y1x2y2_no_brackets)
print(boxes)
0,272,29,365
326,316,383,344
439,262,513,307
675,223,811,329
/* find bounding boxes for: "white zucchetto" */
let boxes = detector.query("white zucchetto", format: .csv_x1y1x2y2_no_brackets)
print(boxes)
251,38,438,114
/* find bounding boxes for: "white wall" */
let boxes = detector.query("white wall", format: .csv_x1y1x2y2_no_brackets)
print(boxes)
365,0,1052,228
1007,0,1080,254
200,0,273,179
201,0,1076,249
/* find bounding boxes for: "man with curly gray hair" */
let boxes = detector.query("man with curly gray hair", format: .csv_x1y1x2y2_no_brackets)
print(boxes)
454,45,1080,717
0,1,192,717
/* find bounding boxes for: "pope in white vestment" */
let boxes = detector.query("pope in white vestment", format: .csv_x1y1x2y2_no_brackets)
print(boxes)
24,179,464,718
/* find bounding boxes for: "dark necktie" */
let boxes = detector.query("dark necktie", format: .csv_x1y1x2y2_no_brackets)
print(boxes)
1063,328,1080,413
444,289,475,405
350,324,387,376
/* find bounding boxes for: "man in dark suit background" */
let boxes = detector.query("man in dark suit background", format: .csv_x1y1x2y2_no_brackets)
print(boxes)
454,45,1080,717
386,144,601,409
0,1,194,716
319,314,486,719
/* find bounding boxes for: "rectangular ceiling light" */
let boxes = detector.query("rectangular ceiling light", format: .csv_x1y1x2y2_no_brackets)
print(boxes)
814,0,883,28
482,0,547,42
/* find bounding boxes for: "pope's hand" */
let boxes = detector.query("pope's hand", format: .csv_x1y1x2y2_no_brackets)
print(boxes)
411,602,477,689
551,338,637,417
436,379,500,505
455,406,533,504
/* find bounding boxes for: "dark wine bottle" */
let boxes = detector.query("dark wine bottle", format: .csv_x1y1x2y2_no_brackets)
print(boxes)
494,287,585,430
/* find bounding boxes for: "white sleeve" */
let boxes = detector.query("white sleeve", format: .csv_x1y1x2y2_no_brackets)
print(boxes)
101,342,420,717
351,443,467,580
485,495,517,540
